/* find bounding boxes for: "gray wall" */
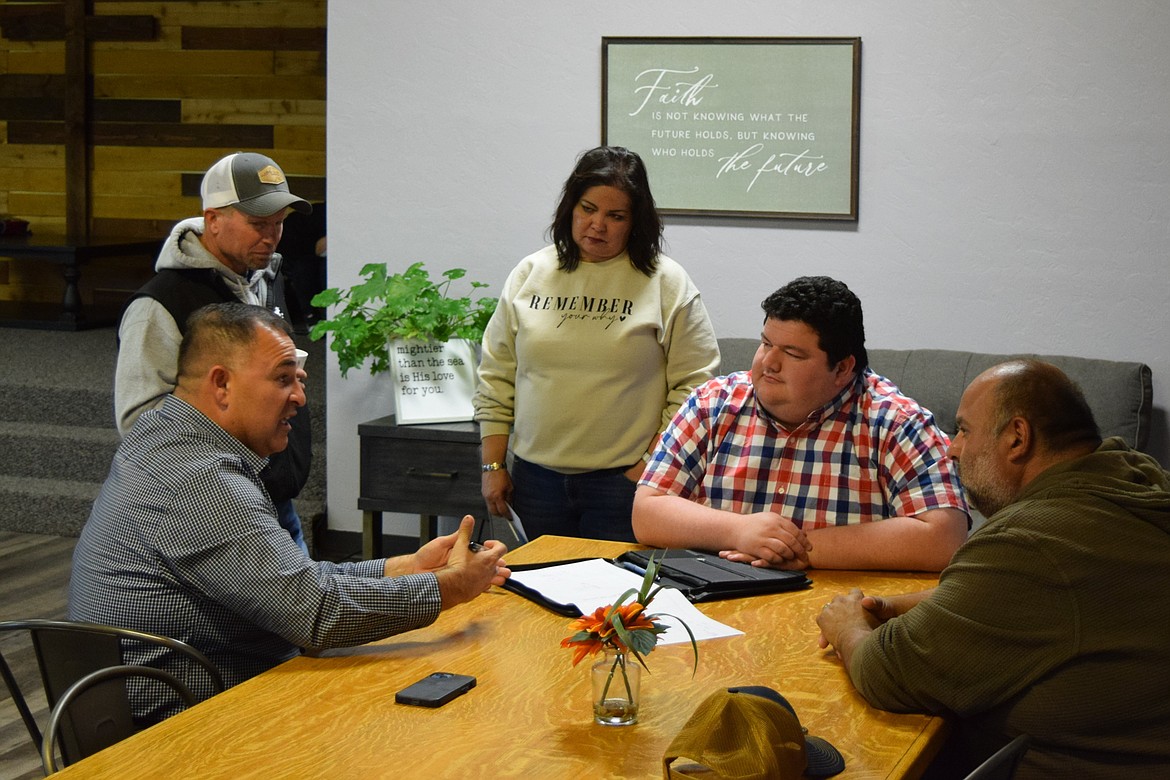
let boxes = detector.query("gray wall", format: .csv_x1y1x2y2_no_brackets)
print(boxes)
323,1,1170,535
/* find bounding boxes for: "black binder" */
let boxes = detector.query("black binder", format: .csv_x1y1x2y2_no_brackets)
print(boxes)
502,549,811,617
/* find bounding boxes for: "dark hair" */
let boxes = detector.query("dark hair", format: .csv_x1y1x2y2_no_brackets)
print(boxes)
549,146,663,275
761,276,868,371
178,302,292,381
991,360,1102,452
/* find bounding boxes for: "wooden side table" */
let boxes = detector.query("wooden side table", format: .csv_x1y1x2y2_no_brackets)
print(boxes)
357,414,484,559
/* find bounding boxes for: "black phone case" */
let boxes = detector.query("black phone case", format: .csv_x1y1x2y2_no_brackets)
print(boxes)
394,673,477,708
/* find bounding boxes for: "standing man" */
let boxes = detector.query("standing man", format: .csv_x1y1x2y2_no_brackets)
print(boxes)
115,152,313,552
817,360,1170,777
633,276,968,571
73,303,510,724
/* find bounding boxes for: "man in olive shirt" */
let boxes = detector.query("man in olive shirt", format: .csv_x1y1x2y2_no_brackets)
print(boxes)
817,360,1170,778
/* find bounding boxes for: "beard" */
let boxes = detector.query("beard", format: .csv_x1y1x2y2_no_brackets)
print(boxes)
959,457,1015,519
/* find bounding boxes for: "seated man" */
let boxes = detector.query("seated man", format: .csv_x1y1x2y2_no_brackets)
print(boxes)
633,276,968,571
817,360,1170,777
70,302,509,723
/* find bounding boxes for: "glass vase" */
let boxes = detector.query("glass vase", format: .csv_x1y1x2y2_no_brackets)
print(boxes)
591,649,641,726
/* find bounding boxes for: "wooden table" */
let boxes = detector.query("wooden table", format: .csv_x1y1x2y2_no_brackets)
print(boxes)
53,537,946,779
0,233,159,329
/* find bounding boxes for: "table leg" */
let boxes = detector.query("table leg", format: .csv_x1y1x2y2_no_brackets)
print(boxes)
363,510,383,560
59,261,85,325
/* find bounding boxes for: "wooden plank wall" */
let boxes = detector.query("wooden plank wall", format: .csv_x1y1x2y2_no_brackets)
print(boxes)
0,0,327,305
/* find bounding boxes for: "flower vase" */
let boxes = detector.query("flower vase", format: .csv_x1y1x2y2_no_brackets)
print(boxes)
591,650,641,726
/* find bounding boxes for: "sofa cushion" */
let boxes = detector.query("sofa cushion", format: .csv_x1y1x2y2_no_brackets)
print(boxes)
715,339,1153,452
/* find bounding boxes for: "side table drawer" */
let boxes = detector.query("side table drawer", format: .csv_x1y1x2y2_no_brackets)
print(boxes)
360,436,484,516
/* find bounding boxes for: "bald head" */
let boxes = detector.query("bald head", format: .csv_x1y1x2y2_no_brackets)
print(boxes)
952,360,1102,517
979,360,1101,455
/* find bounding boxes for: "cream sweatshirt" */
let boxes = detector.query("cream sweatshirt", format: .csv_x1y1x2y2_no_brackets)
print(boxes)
474,246,719,472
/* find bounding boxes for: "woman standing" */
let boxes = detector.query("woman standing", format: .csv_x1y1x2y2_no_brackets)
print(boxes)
474,146,719,541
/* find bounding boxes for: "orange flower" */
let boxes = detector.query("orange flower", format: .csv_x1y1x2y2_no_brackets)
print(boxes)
612,602,657,634
560,555,699,680
560,602,658,666
560,634,604,667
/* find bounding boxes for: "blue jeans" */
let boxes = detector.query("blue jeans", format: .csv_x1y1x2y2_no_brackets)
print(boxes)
275,498,309,555
510,457,637,542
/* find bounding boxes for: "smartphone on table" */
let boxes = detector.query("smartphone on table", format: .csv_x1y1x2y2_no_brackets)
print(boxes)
394,672,477,708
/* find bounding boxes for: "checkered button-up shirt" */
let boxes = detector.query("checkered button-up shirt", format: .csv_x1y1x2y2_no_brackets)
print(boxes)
640,370,967,528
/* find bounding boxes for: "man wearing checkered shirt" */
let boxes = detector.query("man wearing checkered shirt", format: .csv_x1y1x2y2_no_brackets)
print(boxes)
71,303,509,723
633,276,968,572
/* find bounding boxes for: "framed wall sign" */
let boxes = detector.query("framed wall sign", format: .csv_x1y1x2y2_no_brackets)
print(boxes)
602,37,861,220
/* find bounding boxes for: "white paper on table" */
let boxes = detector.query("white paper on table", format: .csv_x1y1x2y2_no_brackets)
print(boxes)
508,558,743,644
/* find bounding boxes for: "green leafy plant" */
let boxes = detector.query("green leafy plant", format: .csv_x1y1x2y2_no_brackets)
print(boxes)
309,262,497,378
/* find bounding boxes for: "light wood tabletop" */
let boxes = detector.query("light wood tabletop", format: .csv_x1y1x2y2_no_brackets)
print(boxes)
53,536,945,779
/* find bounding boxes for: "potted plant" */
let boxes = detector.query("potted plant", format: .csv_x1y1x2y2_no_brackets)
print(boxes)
310,262,497,424
309,261,497,378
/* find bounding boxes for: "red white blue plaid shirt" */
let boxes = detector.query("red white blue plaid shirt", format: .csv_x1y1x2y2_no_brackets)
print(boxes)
639,370,968,529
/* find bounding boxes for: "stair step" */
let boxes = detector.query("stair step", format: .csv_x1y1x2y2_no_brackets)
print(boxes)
0,474,102,536
0,383,115,428
0,421,119,482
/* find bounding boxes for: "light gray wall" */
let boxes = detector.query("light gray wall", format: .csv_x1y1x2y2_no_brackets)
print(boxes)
324,1,1170,535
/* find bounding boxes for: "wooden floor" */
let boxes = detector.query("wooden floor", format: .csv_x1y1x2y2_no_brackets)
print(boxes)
0,531,78,780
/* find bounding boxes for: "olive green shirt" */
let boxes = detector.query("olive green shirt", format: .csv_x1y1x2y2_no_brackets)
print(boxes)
851,437,1170,778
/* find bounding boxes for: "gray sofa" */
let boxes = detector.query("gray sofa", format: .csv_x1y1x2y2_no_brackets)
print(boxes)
716,339,1153,452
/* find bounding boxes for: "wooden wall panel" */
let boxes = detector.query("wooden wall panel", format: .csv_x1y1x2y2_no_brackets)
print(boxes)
0,0,328,307
93,193,199,220
182,26,324,51
8,120,276,147
5,49,65,74
0,97,64,120
138,2,327,28
2,167,66,191
0,142,64,168
8,191,65,215
93,146,262,170
0,6,155,42
0,73,66,97
275,125,326,151
182,99,325,126
95,98,182,122
95,49,276,74
276,50,325,77
93,74,326,100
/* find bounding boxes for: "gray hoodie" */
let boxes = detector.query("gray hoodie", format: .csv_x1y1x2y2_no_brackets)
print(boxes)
114,217,283,435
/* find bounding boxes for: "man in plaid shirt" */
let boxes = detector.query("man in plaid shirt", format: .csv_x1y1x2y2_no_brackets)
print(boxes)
633,276,968,572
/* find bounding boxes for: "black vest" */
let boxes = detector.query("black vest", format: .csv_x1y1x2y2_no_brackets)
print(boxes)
126,267,312,503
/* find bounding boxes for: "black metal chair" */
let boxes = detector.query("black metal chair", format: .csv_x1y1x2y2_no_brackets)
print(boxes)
0,619,224,771
40,664,198,774
963,734,1031,780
